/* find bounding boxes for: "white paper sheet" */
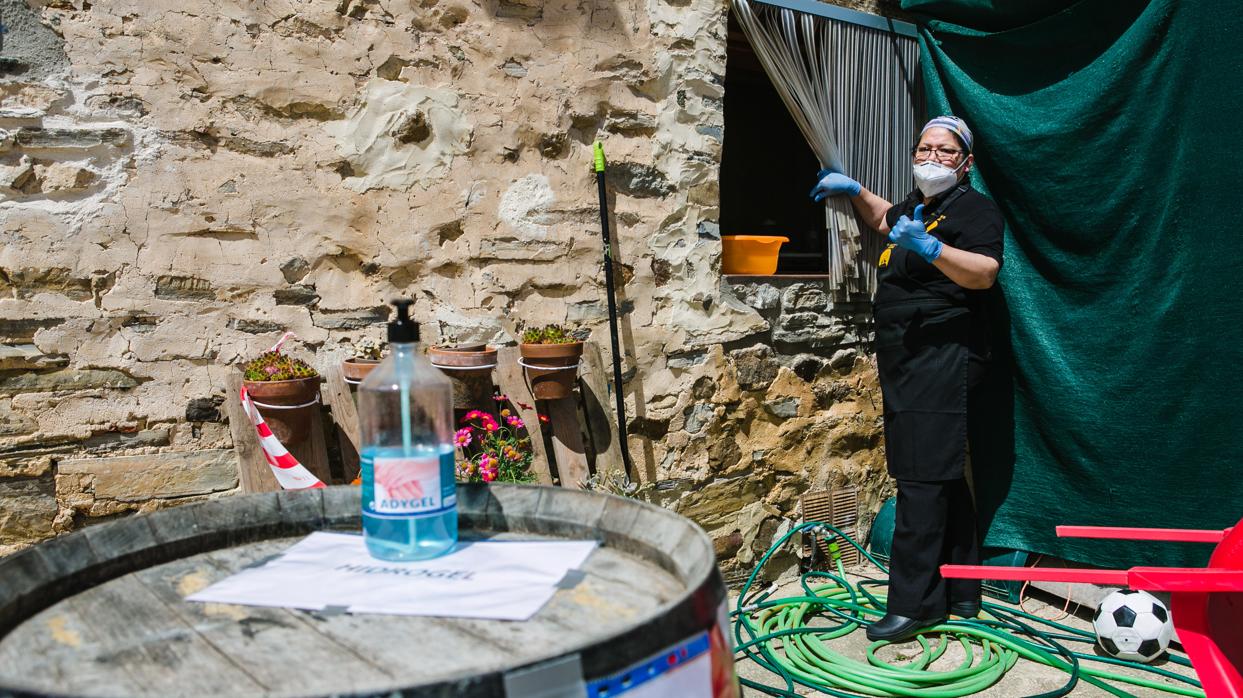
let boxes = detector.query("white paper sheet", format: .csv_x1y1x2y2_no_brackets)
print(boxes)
186,532,597,621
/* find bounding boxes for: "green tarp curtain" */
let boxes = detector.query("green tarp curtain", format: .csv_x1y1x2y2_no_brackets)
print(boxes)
901,0,1243,568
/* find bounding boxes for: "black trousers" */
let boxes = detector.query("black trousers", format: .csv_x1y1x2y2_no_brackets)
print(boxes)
885,477,981,619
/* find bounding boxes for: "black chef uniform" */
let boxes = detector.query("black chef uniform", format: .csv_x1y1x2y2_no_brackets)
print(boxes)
874,183,1004,620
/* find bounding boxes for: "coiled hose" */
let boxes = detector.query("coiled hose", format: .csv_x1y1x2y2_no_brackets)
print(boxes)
732,522,1206,698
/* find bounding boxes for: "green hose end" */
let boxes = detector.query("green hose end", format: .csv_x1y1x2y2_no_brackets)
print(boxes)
593,141,606,172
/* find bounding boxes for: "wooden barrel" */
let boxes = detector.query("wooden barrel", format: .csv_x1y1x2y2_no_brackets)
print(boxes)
0,485,731,697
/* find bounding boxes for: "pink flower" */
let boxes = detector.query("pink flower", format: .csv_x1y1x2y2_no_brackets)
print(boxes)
457,461,477,478
477,453,498,481
454,428,473,448
474,412,498,431
506,415,524,429
462,410,484,423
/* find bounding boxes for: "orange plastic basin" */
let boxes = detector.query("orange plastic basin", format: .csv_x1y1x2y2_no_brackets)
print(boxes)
721,235,789,275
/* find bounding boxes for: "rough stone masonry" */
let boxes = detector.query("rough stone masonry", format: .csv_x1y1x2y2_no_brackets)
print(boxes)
0,0,900,581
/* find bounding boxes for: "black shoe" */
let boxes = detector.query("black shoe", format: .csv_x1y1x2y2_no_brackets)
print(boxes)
866,613,947,642
949,601,981,618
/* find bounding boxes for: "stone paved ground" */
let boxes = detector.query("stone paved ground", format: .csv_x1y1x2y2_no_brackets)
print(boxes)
729,565,1201,697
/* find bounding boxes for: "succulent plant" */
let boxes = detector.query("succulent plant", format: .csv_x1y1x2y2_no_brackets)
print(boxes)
350,338,384,361
580,468,652,500
521,324,576,345
242,351,319,382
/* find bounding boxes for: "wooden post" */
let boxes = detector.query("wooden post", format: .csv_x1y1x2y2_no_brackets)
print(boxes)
546,399,589,490
302,403,332,485
320,352,362,484
577,341,624,477
223,373,279,493
303,399,333,481
494,346,553,486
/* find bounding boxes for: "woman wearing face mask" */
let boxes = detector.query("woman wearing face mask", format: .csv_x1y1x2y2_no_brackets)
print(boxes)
810,116,1003,642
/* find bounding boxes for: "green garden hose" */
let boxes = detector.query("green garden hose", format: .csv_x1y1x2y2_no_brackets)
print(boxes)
732,522,1206,698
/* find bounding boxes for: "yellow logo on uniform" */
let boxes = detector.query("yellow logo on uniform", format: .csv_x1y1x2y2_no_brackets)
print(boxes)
879,214,947,268
878,243,896,268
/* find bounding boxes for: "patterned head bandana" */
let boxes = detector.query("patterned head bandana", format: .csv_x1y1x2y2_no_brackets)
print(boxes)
921,116,974,153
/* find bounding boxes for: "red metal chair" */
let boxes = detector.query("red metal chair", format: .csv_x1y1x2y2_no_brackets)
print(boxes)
942,518,1243,697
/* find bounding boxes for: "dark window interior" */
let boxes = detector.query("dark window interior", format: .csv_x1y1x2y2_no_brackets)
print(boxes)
720,11,828,273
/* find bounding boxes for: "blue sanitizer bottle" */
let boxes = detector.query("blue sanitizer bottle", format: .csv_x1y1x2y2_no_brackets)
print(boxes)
358,299,457,561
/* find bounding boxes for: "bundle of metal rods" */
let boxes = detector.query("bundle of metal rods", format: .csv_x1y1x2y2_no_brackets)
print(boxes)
731,0,923,294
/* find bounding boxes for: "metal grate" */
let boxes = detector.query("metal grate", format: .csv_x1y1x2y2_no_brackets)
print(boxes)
801,485,861,567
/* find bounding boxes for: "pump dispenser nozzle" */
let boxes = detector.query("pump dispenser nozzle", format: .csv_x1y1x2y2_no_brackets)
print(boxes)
388,299,419,343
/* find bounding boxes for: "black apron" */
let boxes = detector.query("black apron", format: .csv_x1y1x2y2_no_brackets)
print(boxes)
874,188,971,481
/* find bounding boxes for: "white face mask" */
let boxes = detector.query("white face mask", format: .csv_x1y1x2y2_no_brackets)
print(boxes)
912,159,967,198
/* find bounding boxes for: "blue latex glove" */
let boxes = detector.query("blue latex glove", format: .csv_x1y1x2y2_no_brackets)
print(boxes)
888,204,943,263
809,168,862,202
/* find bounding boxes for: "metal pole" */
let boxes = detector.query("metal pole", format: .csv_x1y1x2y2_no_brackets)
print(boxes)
592,142,635,480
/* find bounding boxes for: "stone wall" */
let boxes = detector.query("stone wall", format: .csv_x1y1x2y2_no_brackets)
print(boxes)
0,0,897,573
659,277,891,583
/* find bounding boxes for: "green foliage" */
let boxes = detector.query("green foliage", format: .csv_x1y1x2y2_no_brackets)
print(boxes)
242,351,319,382
454,408,536,484
520,324,576,345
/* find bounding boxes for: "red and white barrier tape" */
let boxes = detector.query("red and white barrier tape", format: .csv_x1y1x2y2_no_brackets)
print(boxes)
269,331,297,354
239,385,326,490
237,331,325,490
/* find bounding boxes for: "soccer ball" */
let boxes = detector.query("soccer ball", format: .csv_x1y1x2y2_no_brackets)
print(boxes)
1092,590,1174,663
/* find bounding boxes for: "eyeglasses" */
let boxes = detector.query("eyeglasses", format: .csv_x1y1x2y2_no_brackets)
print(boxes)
912,145,964,161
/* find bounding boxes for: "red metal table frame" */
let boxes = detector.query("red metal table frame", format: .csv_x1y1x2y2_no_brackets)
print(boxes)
942,521,1243,697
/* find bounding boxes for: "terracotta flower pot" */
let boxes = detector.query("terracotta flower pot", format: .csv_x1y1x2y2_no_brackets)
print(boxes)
341,358,380,382
519,341,583,400
428,343,497,373
429,344,498,410
242,375,321,445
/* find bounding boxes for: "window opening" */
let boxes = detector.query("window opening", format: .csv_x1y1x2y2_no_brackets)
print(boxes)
721,12,827,274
